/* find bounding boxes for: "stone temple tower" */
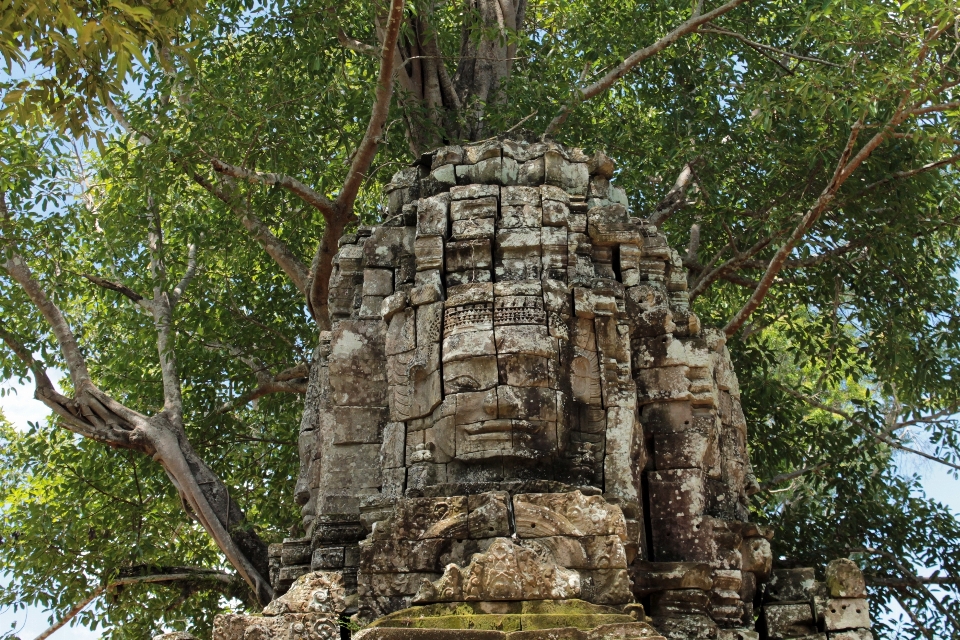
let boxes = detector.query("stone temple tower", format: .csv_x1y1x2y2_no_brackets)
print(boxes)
213,141,876,640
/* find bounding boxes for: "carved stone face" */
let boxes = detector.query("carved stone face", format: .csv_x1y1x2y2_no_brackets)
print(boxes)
384,184,610,470
438,277,570,462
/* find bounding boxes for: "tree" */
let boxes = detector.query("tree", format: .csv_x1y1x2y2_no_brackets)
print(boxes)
1,0,959,637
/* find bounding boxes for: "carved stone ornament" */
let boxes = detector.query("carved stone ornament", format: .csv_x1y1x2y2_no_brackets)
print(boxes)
414,537,582,602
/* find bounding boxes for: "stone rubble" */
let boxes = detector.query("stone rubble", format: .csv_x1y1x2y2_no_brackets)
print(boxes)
214,140,876,640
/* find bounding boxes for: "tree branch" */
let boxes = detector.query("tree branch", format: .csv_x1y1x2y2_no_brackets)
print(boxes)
338,28,377,54
736,240,866,270
689,232,777,299
4,254,92,389
870,576,960,587
2,236,272,604
305,0,405,327
81,273,145,303
759,463,830,491
33,570,242,640
911,101,960,117
188,171,310,296
701,27,845,68
724,110,889,337
650,159,701,226
210,157,337,218
542,0,752,136
855,153,960,196
336,0,405,217
780,385,960,471
170,241,199,308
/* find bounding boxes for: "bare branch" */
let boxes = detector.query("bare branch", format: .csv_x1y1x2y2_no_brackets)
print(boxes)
543,0,752,136
199,340,309,418
855,153,960,196
188,171,310,296
650,160,701,226
210,157,337,218
33,570,242,640
701,27,845,68
82,273,145,303
2,234,272,604
303,0,405,328
724,111,886,337
336,0,405,217
911,101,960,117
338,28,377,54
4,254,91,388
170,241,199,307
759,463,830,491
736,240,866,270
206,378,308,420
689,233,777,299
781,386,960,471
893,592,936,640
103,95,154,146
870,576,960,587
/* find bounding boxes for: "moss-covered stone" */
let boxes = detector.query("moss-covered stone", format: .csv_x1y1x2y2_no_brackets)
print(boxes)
519,601,625,616
363,598,664,639
412,615,522,631
518,614,635,631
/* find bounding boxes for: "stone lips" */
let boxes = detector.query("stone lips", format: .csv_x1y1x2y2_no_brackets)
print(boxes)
212,140,879,640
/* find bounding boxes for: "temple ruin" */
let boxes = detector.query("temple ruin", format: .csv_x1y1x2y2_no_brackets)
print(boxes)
210,140,875,640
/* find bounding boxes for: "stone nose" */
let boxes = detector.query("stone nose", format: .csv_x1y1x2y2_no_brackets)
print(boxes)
482,391,499,418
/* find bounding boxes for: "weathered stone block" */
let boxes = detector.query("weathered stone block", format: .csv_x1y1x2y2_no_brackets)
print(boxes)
467,491,511,538
825,559,866,598
446,238,492,272
578,568,633,604
823,598,870,631
630,561,714,596
500,202,543,228
513,492,627,540
431,145,463,168
654,427,717,470
740,536,772,580
417,194,451,238
827,631,871,640
649,588,710,615
452,217,496,240
332,406,388,444
451,195,498,221
365,227,415,268
763,603,816,639
545,151,589,195
213,613,339,640
446,269,492,286
451,184,500,200
360,538,450,573
282,538,312,566
766,568,817,603
374,496,469,540
442,329,497,362
311,546,345,570
414,237,444,271
650,614,718,640
363,268,395,297
380,422,406,469
648,468,706,520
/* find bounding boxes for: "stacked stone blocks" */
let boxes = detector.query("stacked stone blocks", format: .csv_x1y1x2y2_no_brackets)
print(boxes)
215,140,875,640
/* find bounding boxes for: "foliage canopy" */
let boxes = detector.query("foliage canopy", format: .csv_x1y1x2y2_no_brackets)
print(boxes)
2,0,960,638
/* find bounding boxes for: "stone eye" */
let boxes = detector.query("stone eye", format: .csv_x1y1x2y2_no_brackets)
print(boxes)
449,375,480,390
